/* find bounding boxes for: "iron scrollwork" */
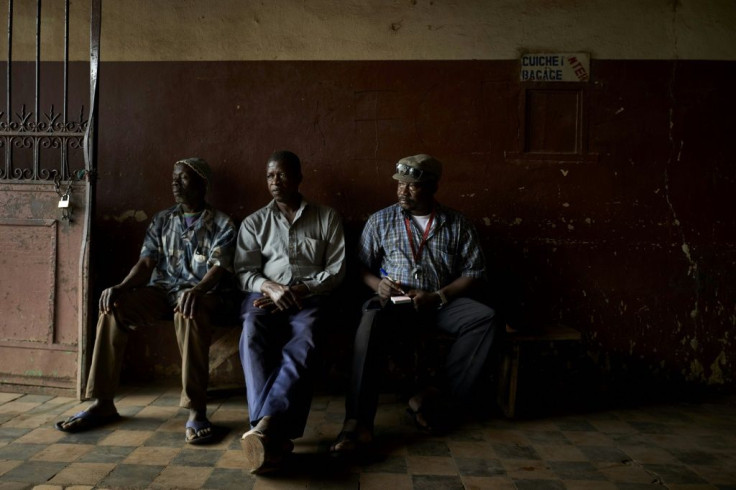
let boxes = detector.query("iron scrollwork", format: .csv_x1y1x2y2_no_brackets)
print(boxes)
0,104,88,182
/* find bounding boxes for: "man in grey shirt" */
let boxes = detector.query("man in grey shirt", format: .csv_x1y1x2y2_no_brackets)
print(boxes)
235,150,346,473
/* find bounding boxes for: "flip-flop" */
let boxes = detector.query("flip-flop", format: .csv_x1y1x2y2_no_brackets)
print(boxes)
185,419,216,445
406,406,433,432
54,410,121,433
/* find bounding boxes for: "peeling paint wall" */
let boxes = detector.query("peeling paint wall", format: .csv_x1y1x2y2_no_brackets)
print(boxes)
3,1,734,390
90,58,734,389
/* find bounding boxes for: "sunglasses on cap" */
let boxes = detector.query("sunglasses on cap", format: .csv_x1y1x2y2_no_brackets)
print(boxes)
395,162,427,180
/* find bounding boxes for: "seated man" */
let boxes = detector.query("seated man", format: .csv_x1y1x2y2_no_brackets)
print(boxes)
55,158,237,445
331,154,501,453
235,150,346,473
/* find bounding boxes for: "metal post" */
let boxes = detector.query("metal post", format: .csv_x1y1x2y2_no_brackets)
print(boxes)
4,0,12,179
78,0,101,399
62,0,69,178
33,0,41,180
63,0,68,124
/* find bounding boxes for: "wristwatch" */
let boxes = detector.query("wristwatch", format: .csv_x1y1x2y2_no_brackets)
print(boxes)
435,290,449,309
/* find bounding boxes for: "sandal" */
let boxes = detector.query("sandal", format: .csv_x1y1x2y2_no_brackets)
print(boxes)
407,388,443,432
185,419,216,445
54,410,121,433
406,406,434,432
330,427,373,455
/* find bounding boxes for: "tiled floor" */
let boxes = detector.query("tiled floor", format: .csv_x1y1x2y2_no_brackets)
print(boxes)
0,383,734,489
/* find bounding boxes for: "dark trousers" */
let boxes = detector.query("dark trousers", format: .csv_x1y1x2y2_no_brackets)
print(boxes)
345,295,499,430
239,293,323,439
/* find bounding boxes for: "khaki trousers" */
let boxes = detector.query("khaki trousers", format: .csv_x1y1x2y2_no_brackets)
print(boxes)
85,286,216,410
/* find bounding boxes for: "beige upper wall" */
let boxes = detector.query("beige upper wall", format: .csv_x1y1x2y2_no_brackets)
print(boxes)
3,0,736,61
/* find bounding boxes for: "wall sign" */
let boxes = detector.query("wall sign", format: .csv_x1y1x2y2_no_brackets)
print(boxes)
520,53,590,82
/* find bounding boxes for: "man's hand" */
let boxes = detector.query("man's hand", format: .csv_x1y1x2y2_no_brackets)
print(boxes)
406,289,441,312
252,295,277,312
98,257,156,315
176,288,205,319
259,281,308,312
377,277,405,300
99,285,124,314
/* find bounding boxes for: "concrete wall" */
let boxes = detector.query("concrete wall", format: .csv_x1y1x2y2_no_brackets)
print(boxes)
5,1,736,61
3,1,735,392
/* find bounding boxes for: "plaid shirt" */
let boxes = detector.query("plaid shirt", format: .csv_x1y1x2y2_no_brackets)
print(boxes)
141,203,236,306
358,203,486,292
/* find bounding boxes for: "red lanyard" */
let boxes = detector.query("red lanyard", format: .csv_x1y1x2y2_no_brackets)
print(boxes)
404,208,435,265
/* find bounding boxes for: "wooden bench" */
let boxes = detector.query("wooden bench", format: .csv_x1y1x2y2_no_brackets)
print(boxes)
207,325,244,390
126,319,582,417
209,320,584,413
122,321,245,391
496,324,582,418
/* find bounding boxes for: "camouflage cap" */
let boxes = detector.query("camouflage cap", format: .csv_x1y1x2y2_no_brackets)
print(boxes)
392,154,442,183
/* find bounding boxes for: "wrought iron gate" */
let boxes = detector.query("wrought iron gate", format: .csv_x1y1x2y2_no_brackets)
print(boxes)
0,0,100,397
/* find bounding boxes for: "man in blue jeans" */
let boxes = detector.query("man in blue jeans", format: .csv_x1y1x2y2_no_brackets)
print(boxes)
234,150,346,473
331,154,500,454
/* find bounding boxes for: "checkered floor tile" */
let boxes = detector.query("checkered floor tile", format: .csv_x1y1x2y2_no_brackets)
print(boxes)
0,384,734,489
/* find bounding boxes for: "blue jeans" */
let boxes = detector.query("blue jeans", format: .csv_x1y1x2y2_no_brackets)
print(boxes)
239,293,324,439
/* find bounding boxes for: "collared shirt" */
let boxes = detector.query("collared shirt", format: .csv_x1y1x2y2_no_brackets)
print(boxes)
358,203,486,292
234,198,346,295
140,203,236,306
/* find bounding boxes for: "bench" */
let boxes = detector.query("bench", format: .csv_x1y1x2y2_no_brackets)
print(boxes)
496,324,582,418
207,325,245,390
124,319,582,418
121,321,245,391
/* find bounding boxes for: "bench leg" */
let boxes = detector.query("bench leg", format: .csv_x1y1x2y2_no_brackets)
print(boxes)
497,343,521,418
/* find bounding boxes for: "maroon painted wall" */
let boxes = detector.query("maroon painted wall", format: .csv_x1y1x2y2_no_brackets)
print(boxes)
91,60,735,390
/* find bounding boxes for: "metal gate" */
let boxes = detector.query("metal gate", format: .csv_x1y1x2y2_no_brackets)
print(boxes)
0,0,100,397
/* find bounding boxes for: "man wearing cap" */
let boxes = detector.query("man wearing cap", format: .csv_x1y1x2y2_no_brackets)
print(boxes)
331,154,500,454
235,150,346,473
55,158,237,445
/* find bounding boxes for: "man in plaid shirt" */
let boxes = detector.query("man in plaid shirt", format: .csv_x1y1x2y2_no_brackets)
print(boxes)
331,154,500,454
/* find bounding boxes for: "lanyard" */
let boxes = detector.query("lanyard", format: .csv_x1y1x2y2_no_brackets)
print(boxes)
403,208,436,266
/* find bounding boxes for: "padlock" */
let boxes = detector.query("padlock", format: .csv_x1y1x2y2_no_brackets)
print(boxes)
58,194,70,208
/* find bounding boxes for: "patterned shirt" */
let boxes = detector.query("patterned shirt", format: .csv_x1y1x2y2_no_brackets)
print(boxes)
358,203,486,292
140,203,236,306
234,198,346,295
